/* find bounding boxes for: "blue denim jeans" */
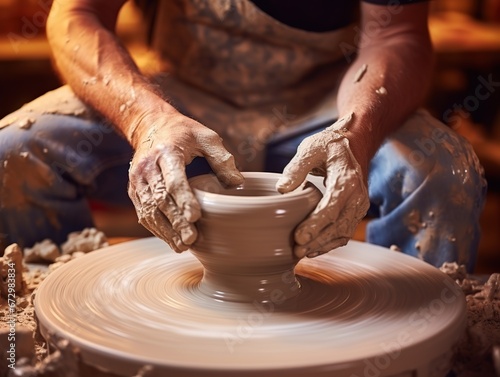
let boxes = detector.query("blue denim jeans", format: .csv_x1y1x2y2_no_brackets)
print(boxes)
0,91,486,271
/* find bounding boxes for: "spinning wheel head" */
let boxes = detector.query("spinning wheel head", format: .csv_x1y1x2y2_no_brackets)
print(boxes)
34,238,466,377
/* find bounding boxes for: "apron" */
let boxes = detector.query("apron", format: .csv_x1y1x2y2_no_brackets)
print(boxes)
148,0,356,170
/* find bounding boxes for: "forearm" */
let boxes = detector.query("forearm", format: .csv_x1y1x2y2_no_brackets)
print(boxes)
46,1,176,148
337,4,433,173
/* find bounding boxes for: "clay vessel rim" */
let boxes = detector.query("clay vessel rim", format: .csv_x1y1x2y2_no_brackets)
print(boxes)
190,172,320,203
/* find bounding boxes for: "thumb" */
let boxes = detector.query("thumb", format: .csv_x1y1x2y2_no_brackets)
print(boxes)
276,132,325,194
277,146,322,193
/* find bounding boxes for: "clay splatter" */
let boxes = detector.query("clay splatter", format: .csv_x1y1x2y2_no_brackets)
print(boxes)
82,77,98,86
353,64,368,83
18,118,36,130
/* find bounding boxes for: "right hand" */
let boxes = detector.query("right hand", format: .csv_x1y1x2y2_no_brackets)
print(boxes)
276,114,370,259
128,113,244,252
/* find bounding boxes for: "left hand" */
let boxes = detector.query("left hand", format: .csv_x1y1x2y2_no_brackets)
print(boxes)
276,114,370,258
128,112,243,253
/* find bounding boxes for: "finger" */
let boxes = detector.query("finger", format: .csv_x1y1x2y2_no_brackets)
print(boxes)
155,155,199,244
276,137,324,194
149,208,189,253
294,143,366,245
129,164,160,230
157,152,201,223
294,182,354,245
295,201,363,258
143,215,186,253
128,163,187,252
295,216,352,258
157,192,198,245
200,134,244,187
128,180,152,232
132,182,186,253
134,176,157,222
128,159,146,208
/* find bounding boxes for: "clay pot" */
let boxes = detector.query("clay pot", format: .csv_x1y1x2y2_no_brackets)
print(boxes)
189,172,322,304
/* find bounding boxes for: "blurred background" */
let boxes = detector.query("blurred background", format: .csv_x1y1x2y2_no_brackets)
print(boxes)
0,0,499,273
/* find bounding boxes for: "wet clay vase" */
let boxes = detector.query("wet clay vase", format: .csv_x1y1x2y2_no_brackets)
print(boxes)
188,172,322,303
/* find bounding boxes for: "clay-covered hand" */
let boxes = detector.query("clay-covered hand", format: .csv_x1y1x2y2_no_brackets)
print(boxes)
276,113,370,258
128,113,244,252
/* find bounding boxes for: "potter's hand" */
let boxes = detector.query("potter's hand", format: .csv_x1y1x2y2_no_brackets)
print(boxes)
276,114,370,258
128,113,244,252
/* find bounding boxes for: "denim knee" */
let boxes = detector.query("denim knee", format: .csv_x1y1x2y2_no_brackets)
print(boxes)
367,110,487,270
0,107,131,249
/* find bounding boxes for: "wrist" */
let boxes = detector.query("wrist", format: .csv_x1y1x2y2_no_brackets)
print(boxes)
342,116,379,181
124,93,179,149
347,137,371,182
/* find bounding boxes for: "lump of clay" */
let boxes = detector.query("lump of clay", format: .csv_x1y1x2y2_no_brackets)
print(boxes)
49,252,87,272
474,273,500,301
440,262,467,282
0,243,25,297
439,261,481,296
24,239,61,263
61,228,108,255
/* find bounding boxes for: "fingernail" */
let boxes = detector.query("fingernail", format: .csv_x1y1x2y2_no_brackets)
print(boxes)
220,172,244,187
307,251,319,258
232,172,245,184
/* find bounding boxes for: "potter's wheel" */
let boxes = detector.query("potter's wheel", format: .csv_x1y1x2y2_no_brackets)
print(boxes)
35,238,465,377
